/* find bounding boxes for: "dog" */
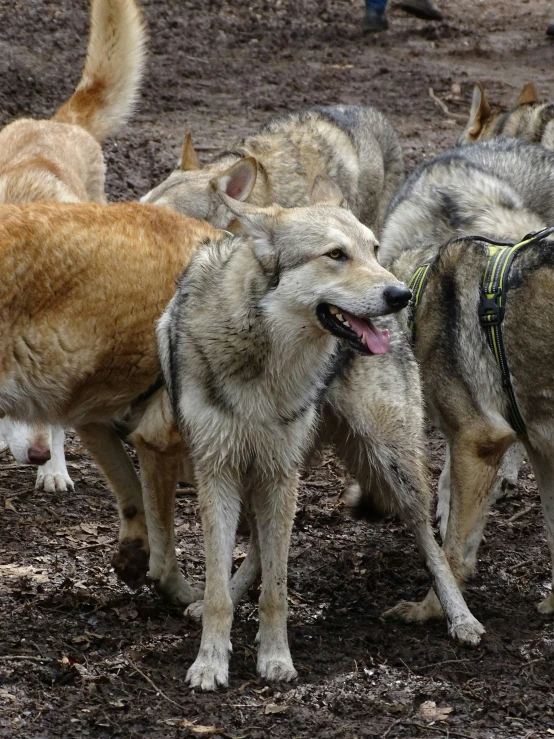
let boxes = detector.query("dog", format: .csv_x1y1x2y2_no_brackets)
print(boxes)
379,136,554,622
0,200,218,605
458,81,554,150
0,0,146,491
157,180,484,691
141,105,404,237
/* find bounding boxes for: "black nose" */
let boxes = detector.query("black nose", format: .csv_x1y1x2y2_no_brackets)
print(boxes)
384,285,412,310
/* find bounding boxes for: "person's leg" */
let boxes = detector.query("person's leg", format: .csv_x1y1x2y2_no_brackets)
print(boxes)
363,0,389,33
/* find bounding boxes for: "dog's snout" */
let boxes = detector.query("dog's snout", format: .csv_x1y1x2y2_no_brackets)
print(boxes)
383,285,412,311
28,445,51,465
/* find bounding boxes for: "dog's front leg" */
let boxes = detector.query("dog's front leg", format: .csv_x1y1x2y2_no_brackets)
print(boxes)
187,466,242,691
252,473,298,683
35,426,74,493
76,422,149,589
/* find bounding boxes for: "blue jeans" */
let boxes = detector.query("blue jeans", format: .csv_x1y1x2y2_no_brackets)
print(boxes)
366,0,387,10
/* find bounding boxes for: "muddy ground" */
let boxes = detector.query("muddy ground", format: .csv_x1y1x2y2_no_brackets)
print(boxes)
0,0,554,736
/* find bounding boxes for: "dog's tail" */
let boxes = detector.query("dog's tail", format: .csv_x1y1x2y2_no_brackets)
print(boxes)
53,0,146,143
342,481,391,523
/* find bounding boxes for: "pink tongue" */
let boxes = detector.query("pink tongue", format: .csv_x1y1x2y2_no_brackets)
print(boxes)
341,310,391,355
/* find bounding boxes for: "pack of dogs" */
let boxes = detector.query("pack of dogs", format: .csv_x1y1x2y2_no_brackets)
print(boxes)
1,0,553,691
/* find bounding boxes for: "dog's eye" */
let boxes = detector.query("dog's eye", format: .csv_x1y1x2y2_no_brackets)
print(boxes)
327,249,347,260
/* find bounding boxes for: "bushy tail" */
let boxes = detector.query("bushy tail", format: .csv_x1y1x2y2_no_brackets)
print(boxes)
54,0,146,142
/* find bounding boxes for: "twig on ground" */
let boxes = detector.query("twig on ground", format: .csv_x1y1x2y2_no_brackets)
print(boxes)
507,504,535,524
507,557,535,572
400,721,477,739
127,659,186,711
429,88,466,121
383,717,403,738
0,655,50,663
415,657,480,670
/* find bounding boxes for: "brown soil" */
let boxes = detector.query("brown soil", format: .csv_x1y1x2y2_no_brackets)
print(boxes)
0,1,553,737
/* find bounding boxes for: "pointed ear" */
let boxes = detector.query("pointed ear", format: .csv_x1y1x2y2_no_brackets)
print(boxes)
309,175,346,207
180,133,201,171
217,192,279,274
211,157,257,202
516,82,538,106
467,83,491,138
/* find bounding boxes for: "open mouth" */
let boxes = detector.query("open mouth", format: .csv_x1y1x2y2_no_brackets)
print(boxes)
316,304,390,355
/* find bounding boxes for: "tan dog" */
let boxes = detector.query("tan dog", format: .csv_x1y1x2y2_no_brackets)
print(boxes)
0,0,146,491
458,81,554,150
0,201,216,604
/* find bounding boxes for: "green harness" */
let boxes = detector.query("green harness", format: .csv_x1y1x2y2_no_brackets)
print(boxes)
408,227,554,439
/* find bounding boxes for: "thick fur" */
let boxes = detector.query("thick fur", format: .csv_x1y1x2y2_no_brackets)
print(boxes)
458,82,554,150
381,137,554,622
0,201,216,604
141,105,404,236
158,195,483,691
0,0,146,491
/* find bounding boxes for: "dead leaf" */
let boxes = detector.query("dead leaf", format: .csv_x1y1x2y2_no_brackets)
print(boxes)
238,681,253,693
4,499,17,512
264,703,288,715
419,700,453,722
547,731,554,736
179,719,223,734
80,523,98,535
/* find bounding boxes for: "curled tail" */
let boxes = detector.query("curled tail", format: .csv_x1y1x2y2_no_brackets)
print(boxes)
54,0,146,142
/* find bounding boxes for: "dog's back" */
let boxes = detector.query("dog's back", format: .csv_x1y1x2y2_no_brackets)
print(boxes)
380,138,554,266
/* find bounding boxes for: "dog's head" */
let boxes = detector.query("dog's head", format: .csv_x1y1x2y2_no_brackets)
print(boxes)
458,82,538,146
141,133,257,229
222,177,412,356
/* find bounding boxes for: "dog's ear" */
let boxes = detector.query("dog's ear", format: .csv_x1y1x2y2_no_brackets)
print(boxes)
217,192,279,274
211,157,258,201
516,82,538,106
309,175,345,207
180,133,201,171
466,83,491,139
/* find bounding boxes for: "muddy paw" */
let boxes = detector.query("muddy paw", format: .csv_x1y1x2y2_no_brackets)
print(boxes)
537,592,554,615
258,654,297,683
150,567,205,607
448,615,485,646
111,538,149,590
187,653,229,691
382,597,443,624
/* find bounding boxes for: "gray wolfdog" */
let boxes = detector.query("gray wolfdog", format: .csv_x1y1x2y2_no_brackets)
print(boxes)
141,105,404,236
380,137,554,622
458,81,554,150
158,182,484,692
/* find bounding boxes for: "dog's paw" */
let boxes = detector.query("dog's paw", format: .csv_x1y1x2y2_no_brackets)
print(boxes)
187,652,229,691
382,596,443,624
35,469,75,493
537,592,554,614
150,566,205,607
185,600,205,622
448,614,485,646
257,653,297,683
111,538,149,590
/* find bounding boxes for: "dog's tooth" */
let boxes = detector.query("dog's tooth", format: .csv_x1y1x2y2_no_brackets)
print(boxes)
329,305,339,315
360,334,367,345
336,313,344,321
343,319,351,328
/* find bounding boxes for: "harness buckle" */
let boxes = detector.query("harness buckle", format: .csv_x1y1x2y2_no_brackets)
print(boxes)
478,287,502,326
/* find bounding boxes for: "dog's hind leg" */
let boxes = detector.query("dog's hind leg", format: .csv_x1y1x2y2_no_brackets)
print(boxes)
76,422,149,590
186,464,242,691
251,474,298,683
523,443,554,614
131,392,204,606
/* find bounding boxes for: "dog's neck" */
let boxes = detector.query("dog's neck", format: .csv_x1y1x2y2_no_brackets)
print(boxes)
390,245,437,286
207,238,341,420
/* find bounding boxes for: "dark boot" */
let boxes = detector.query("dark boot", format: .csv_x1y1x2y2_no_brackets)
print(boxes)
398,0,442,20
363,6,389,32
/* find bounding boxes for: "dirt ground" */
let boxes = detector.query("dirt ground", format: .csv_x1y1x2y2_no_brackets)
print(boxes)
1,0,554,736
